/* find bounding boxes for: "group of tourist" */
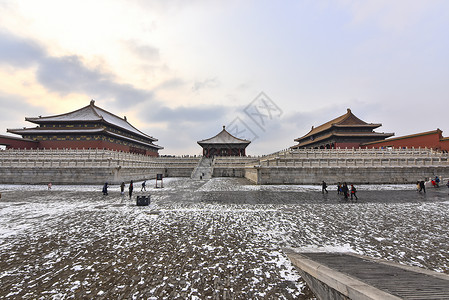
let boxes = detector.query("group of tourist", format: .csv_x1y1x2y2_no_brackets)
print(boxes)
418,176,449,194
103,180,135,198
322,181,358,200
103,180,150,198
338,182,358,200
431,176,440,188
416,176,447,193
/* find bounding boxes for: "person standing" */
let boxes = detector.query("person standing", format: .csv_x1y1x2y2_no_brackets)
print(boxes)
337,182,341,195
322,181,328,194
342,182,349,199
431,179,436,188
120,182,125,195
350,184,358,201
48,182,52,190
129,180,134,199
102,182,108,196
141,180,146,191
435,176,440,187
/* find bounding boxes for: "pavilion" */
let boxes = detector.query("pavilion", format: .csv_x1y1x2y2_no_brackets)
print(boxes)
291,109,394,149
5,100,162,156
198,126,250,157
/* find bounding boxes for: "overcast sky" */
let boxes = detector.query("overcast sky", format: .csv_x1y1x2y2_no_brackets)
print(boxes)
1,0,448,155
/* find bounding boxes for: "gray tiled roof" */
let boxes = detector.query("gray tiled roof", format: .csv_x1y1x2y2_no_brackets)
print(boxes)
25,100,157,142
198,126,251,145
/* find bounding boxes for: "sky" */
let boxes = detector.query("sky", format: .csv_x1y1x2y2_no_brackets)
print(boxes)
1,0,448,155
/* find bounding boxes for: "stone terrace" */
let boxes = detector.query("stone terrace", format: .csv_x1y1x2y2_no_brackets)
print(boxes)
245,148,449,184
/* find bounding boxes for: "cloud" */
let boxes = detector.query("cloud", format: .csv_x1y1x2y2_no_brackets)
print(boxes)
155,77,186,90
0,30,231,146
0,92,29,116
125,40,160,61
0,92,38,134
192,77,219,92
0,31,45,67
0,30,155,107
36,55,154,106
142,103,231,123
36,55,111,94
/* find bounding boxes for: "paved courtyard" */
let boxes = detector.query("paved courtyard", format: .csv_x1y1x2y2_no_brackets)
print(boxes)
1,178,448,299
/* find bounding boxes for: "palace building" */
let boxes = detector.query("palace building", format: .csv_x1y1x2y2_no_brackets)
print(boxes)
198,126,250,157
3,100,162,156
291,109,394,149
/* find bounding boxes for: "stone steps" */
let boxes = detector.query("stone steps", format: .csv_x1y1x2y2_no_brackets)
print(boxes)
191,157,213,180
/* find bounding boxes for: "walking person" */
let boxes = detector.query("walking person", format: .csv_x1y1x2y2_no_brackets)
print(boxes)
337,182,341,195
350,184,358,201
141,180,146,192
120,182,125,195
322,181,328,194
419,180,426,193
129,180,134,199
102,182,108,196
342,182,349,200
48,182,52,190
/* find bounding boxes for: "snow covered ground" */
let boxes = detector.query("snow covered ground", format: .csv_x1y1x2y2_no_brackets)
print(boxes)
1,178,448,299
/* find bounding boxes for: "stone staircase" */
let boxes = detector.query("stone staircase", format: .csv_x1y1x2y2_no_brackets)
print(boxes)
191,157,213,180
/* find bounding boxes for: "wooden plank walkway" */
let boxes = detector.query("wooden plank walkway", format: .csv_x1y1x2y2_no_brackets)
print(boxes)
286,251,449,300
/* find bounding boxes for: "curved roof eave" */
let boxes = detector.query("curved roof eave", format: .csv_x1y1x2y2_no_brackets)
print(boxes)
104,130,163,149
294,109,379,142
24,100,158,142
197,126,251,145
293,131,394,147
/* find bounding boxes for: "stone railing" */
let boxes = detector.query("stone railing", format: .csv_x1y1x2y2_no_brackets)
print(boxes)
288,147,446,158
213,156,259,168
0,148,199,169
256,147,448,166
258,157,449,168
260,147,447,161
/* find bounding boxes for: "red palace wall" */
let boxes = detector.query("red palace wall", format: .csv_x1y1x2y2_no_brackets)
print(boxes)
0,136,38,149
334,142,362,149
362,131,449,151
441,139,449,151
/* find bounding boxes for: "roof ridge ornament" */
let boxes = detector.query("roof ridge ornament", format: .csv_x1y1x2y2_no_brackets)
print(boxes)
90,99,95,106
